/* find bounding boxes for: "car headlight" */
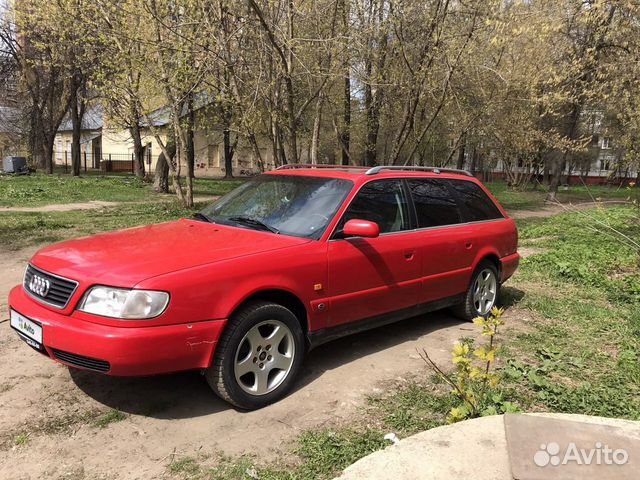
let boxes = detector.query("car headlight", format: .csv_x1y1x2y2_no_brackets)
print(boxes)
78,286,169,319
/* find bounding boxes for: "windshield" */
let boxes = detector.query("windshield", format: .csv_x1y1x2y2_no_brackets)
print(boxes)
199,174,353,239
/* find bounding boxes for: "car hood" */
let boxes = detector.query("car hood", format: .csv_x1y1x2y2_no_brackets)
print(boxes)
30,219,311,287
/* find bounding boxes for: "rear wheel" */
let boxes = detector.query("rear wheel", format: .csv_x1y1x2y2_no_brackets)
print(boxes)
205,301,304,409
452,260,499,321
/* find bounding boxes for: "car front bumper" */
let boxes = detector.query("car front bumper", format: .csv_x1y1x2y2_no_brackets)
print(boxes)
8,286,226,376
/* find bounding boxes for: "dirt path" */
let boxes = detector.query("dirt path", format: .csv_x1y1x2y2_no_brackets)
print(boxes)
0,202,615,479
0,196,220,213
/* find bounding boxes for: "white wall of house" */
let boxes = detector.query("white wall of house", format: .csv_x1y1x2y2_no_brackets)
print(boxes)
191,128,277,176
53,131,100,166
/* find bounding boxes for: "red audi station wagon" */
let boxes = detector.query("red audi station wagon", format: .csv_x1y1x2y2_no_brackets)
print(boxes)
9,165,519,409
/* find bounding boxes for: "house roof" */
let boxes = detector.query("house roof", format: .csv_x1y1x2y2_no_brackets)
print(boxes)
141,106,170,128
58,103,104,132
56,91,212,132
141,91,212,128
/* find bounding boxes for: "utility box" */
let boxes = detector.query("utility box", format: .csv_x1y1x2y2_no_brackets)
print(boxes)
2,156,28,175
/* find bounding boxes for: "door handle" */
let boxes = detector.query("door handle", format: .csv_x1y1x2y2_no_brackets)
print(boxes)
404,250,415,260
465,242,473,250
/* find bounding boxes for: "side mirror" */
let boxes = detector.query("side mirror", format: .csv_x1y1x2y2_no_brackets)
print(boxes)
343,219,380,238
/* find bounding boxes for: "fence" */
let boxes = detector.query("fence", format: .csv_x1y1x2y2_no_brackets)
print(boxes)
56,151,158,174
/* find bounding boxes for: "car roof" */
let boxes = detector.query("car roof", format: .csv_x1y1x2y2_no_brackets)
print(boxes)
265,165,476,183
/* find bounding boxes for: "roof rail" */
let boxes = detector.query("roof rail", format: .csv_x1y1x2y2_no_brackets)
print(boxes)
276,164,367,171
365,165,472,176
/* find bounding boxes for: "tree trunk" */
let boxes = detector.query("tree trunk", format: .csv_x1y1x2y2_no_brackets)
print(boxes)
547,166,560,202
363,59,376,166
129,125,145,178
284,78,298,164
186,96,195,180
456,132,467,170
29,107,44,169
470,145,477,175
278,128,287,165
153,141,173,193
178,134,194,207
247,132,264,172
310,94,323,164
223,125,233,178
186,127,195,179
42,134,55,175
543,158,550,185
70,86,85,177
184,163,194,207
363,72,385,166
341,67,350,166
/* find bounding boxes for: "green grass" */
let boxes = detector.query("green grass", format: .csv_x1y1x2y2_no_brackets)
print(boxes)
365,380,455,435
2,408,128,451
501,205,640,417
0,172,242,207
14,433,29,446
0,201,208,250
484,181,634,211
163,429,390,480
1,408,112,450
93,410,127,429
192,178,244,197
0,174,151,207
169,457,202,476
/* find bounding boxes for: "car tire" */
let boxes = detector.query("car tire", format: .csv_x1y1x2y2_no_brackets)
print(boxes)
205,300,305,410
452,260,500,321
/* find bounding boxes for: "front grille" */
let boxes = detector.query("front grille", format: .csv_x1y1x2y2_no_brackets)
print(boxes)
51,349,111,373
24,264,78,309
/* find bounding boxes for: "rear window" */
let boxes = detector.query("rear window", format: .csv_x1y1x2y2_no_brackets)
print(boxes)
407,179,461,227
447,180,503,222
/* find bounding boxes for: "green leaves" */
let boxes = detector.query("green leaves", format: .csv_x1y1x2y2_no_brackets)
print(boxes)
420,307,518,424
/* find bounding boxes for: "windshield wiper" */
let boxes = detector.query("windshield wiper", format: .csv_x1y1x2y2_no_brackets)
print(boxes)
228,216,280,234
192,212,212,223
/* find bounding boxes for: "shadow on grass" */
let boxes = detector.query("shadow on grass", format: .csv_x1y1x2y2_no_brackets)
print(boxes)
499,286,526,309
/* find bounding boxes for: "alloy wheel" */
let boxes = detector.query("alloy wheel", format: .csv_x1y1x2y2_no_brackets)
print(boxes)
472,268,497,315
234,320,295,396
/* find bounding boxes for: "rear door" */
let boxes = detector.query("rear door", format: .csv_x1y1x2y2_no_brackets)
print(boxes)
326,179,422,327
406,178,471,301
445,179,507,281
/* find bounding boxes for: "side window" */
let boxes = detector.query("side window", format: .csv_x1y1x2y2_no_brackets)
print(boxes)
447,180,503,222
407,179,461,228
338,179,410,234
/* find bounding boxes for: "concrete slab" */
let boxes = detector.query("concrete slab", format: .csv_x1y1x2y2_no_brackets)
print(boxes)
335,414,640,480
337,415,511,480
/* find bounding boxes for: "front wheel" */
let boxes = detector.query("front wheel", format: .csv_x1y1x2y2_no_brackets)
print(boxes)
205,301,305,409
452,260,500,321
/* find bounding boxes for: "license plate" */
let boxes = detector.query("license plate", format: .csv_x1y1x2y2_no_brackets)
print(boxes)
10,309,43,349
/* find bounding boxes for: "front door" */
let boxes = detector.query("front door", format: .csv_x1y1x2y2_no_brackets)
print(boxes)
326,179,421,327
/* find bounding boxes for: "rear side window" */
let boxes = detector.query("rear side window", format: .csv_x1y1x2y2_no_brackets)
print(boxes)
338,179,410,234
407,179,460,228
447,180,503,222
